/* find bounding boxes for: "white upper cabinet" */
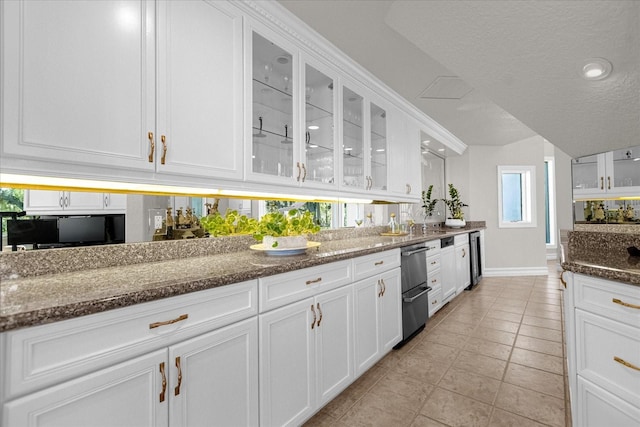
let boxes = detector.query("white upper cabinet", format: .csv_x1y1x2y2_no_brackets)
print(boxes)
572,145,640,199
1,0,243,181
388,106,421,201
245,24,338,190
1,0,155,172
341,81,390,197
155,0,243,180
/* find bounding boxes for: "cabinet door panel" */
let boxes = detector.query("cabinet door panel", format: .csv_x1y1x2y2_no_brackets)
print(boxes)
379,269,402,352
259,299,315,427
577,377,640,427
24,190,64,213
156,0,242,179
316,286,354,406
3,350,167,427
353,278,380,376
169,318,258,427
2,0,155,171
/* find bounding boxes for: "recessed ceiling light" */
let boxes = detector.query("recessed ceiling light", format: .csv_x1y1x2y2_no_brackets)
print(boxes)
438,148,446,152
309,144,318,148
344,147,353,151
376,148,385,152
308,125,319,130
422,140,430,145
581,58,612,80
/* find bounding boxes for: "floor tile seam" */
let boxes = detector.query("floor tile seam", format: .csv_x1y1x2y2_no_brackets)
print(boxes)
512,344,563,358
427,384,496,413
515,332,565,346
491,401,561,427
507,359,563,377
500,377,565,401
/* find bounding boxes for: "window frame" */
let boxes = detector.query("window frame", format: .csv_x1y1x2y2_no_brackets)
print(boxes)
497,165,537,228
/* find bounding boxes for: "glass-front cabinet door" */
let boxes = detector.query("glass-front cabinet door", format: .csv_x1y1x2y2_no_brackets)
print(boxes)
369,102,387,192
609,145,640,193
572,145,640,198
342,86,365,190
250,30,296,181
303,61,336,187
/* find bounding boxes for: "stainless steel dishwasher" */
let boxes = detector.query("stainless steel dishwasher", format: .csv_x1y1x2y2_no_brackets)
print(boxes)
395,242,431,348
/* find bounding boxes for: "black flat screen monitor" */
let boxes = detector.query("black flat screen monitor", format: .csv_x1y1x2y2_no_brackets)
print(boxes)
7,219,58,245
58,216,106,243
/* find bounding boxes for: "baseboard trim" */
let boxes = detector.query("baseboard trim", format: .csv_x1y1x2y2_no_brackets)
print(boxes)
483,267,549,277
546,253,557,261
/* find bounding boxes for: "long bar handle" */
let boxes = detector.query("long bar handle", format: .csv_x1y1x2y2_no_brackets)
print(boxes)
148,131,155,163
612,298,640,310
311,304,317,329
174,356,182,396
316,303,323,327
377,279,383,298
161,135,167,165
607,176,611,190
614,356,640,371
600,176,604,190
159,362,167,402
301,163,307,182
149,314,188,329
306,277,322,285
381,279,386,296
296,162,302,181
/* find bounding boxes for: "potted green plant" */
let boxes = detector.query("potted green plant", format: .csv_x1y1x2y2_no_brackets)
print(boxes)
253,209,321,248
441,183,468,228
421,185,438,219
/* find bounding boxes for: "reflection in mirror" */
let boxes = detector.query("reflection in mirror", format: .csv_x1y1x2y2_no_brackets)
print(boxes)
1,187,396,251
420,132,446,223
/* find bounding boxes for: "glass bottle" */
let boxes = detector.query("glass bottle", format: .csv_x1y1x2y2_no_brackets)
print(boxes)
388,213,398,234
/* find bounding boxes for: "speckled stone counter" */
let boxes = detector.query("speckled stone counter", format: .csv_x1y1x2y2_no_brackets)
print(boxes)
562,231,640,286
0,223,484,332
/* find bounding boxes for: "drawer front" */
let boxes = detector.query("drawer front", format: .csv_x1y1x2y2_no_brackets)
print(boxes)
427,254,441,274
3,280,257,400
574,274,640,327
259,260,352,313
424,239,441,254
427,269,441,289
577,376,640,427
428,284,443,318
352,249,400,282
454,233,468,246
576,309,640,407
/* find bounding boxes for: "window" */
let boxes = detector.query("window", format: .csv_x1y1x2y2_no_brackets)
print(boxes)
498,165,536,228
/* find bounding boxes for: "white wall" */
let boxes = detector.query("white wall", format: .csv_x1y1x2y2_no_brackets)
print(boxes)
447,136,549,275
554,146,574,233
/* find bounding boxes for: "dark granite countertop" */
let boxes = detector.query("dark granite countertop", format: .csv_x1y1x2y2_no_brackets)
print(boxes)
561,231,640,286
0,224,484,332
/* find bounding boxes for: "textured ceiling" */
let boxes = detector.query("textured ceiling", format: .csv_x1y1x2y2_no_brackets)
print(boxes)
278,0,639,158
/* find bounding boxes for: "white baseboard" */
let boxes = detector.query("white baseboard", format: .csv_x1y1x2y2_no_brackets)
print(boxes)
546,253,557,261
483,267,550,277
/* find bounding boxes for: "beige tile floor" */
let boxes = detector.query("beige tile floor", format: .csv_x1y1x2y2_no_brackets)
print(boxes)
304,262,570,427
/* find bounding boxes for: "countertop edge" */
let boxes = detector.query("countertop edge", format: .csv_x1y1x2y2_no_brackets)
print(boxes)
0,228,484,332
561,261,640,286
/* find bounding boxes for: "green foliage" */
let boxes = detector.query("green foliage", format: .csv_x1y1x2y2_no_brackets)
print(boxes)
199,209,259,237
252,209,321,242
1,188,25,234
441,184,468,220
421,185,438,217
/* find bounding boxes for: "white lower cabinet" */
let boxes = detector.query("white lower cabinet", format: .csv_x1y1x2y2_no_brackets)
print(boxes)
3,318,258,427
564,272,640,426
354,268,402,376
259,286,353,427
4,349,168,427
454,235,470,295
440,244,456,303
1,281,259,427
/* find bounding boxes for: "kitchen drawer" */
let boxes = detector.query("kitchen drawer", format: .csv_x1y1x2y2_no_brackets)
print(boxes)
2,280,257,400
352,249,400,282
576,309,640,407
427,269,441,290
574,274,640,327
424,239,441,254
259,259,352,313
427,254,441,274
454,233,469,246
576,376,640,427
428,284,443,318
